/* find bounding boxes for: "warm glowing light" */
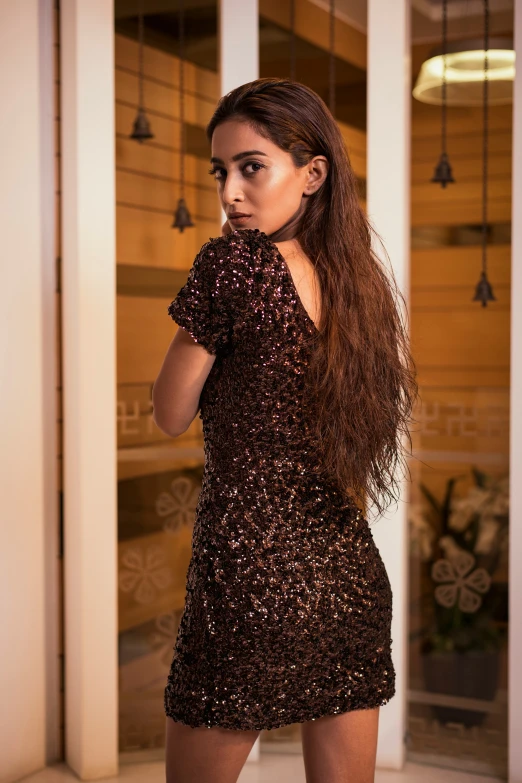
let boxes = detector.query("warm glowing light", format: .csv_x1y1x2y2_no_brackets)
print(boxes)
413,48,515,106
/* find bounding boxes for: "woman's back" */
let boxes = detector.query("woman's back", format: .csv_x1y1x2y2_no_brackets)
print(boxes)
274,237,323,331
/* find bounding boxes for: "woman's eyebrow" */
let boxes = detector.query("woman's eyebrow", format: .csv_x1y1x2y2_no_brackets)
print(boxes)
210,150,269,164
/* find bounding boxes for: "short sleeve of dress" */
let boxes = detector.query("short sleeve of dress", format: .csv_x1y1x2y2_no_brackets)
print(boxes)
167,233,250,356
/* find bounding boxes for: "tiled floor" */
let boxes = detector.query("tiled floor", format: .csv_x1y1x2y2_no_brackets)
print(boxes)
20,756,505,783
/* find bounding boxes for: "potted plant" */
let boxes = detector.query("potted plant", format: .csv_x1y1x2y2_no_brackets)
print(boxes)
409,467,509,726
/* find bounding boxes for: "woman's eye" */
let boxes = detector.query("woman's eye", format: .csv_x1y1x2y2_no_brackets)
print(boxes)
244,162,264,174
207,162,264,180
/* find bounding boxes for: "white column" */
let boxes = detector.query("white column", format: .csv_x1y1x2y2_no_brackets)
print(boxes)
60,1,118,778
219,0,259,98
367,0,411,769
218,0,260,761
0,0,58,780
509,2,522,780
218,0,259,229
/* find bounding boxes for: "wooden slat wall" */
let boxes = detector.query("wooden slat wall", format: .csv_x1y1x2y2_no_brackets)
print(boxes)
410,93,511,520
116,32,220,473
260,0,366,70
408,75,511,719
411,103,512,226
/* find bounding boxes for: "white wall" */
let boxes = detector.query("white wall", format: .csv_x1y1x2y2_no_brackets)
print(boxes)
0,0,58,780
60,0,119,778
219,0,259,231
367,0,411,769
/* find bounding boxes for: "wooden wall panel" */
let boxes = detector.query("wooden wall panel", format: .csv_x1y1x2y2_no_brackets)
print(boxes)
115,31,221,280
411,244,511,288
339,123,366,179
116,167,217,216
259,0,366,71
415,366,510,389
117,294,179,386
115,68,216,128
409,69,512,514
412,285,510,310
412,154,512,184
115,34,219,98
411,103,513,138
116,205,217,269
412,197,511,227
412,128,511,161
411,309,510,367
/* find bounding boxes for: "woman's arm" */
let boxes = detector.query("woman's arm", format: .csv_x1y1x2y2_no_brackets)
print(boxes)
152,328,216,437
152,222,231,437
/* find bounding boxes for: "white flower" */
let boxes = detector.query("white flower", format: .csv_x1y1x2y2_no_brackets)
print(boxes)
474,515,501,555
487,476,509,516
431,550,491,613
448,487,490,532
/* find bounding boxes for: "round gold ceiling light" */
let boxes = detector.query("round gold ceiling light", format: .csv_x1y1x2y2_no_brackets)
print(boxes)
413,36,515,106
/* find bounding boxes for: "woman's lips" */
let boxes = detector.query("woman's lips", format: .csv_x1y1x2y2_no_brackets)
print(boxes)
228,214,252,225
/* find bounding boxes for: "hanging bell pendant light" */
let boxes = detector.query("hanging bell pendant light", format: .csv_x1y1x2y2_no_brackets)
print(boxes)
173,198,194,231
473,270,496,305
130,0,154,143
328,0,336,117
431,0,454,187
432,152,454,187
172,0,194,232
473,0,495,307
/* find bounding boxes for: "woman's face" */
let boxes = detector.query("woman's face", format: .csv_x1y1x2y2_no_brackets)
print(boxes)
210,119,327,236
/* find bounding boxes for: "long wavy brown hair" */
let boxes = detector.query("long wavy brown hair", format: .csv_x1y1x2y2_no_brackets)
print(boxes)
206,78,419,517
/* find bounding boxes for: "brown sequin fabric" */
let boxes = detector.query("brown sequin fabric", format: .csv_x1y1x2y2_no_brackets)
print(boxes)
164,228,396,730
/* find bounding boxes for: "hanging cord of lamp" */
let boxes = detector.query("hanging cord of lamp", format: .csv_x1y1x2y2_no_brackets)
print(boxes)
130,0,154,142
473,0,496,305
172,0,194,231
329,0,335,117
431,0,454,186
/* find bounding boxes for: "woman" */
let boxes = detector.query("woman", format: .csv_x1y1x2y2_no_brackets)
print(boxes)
153,78,418,783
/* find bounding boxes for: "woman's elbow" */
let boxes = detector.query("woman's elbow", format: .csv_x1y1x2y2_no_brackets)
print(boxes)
151,406,185,438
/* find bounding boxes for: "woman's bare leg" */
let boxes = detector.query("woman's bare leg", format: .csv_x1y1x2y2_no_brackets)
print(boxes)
165,716,260,783
300,706,380,783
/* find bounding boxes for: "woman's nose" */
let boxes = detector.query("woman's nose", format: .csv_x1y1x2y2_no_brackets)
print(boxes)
222,173,244,205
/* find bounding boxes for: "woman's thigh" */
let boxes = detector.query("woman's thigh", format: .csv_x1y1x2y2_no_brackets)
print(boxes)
300,706,380,783
165,716,260,783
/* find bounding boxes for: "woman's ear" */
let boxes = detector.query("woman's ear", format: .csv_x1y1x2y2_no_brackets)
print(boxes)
303,156,329,196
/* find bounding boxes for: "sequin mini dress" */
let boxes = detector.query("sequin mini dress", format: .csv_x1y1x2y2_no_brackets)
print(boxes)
163,227,396,730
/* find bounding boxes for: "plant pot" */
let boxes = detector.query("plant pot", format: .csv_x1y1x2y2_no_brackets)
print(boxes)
421,649,499,727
